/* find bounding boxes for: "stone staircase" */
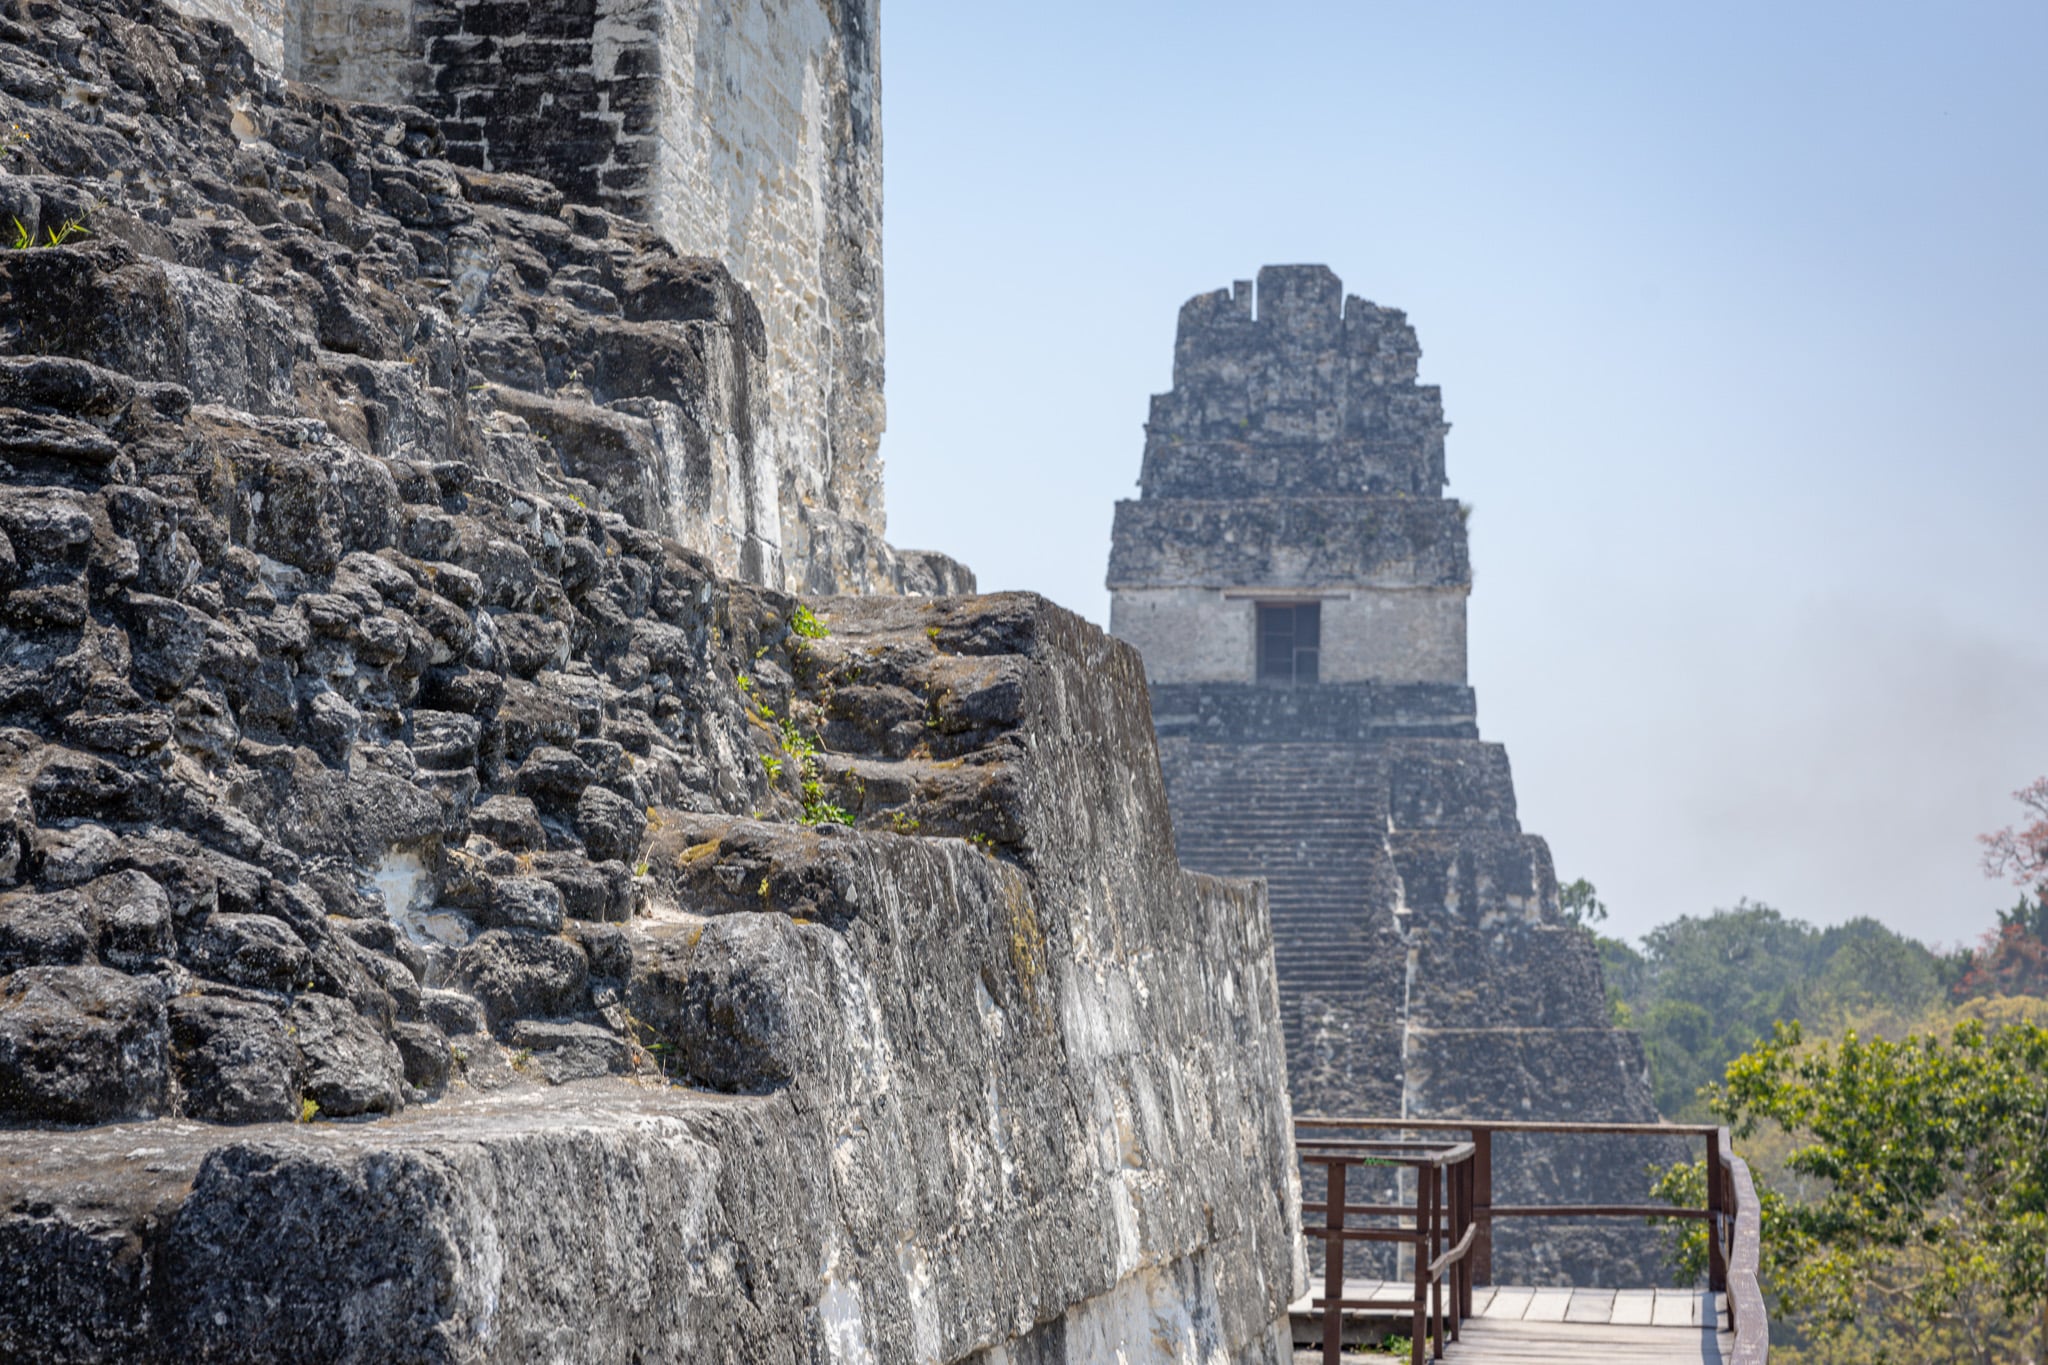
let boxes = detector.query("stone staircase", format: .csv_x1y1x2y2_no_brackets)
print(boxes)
1158,740,1400,1060
1156,728,1685,1284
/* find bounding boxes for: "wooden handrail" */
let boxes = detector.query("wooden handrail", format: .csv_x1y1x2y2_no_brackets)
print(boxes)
1304,1136,1477,1365
1722,1134,1769,1364
1296,1139,1477,1168
1487,1203,1712,1220
1298,1117,1770,1364
1429,1221,1479,1277
1299,1117,1724,1136
1708,1128,1728,1293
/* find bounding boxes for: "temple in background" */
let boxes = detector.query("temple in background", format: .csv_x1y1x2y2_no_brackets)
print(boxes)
1109,265,1677,1283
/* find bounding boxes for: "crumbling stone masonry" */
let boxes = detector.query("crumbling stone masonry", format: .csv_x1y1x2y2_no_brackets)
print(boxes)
0,1,1302,1359
169,0,913,597
1110,265,1678,1285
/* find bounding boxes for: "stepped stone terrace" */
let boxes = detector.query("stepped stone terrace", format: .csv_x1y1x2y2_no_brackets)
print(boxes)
1109,266,1677,1286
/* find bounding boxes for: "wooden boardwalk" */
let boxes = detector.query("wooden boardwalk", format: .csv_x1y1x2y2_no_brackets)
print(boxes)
1294,1282,1734,1363
1291,1121,1767,1363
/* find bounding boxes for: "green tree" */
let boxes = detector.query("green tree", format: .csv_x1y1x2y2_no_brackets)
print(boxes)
1609,901,1947,1119
1639,999,1718,1116
1629,900,1818,1118
1813,918,1943,1018
1596,932,1647,1027
1659,1019,2048,1364
1558,876,1607,927
1639,899,1815,1022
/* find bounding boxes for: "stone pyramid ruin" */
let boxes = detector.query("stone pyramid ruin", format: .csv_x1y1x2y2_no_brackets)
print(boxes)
1108,264,1678,1283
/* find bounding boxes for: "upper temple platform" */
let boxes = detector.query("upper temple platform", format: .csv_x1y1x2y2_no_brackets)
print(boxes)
1135,264,1449,502
1107,265,1469,689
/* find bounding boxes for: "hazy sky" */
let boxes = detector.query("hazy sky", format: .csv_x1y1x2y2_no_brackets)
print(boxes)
877,1,2048,947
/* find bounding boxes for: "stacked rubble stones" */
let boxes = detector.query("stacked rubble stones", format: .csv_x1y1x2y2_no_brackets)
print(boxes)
0,0,895,1125
0,5,1308,1359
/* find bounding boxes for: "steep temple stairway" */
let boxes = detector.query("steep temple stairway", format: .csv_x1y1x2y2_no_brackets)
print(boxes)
1158,740,1406,1097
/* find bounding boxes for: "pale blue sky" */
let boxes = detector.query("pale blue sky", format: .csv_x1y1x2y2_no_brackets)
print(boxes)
877,1,2048,946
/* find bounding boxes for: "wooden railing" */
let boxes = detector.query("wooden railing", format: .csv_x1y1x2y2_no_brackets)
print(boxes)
1297,1118,1769,1365
1722,1141,1769,1365
1296,1135,1479,1365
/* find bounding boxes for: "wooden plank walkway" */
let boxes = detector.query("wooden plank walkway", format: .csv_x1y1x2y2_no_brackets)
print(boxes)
1293,1283,1734,1363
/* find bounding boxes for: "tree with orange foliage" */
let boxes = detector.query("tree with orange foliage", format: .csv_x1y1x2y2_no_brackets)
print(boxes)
1982,777,2048,890
1957,778,2048,1001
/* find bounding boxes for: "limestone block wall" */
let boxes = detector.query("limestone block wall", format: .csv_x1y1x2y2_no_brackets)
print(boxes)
1108,498,1470,593
1321,590,1466,684
1112,587,1467,685
165,0,906,597
639,0,886,594
1148,681,1481,745
1110,588,1259,682
1109,266,1473,687
0,7,1284,1355
291,0,421,104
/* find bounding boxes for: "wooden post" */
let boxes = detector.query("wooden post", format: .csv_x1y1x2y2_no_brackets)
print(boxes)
1707,1129,1728,1295
1472,1154,1481,1314
1322,1159,1345,1365
1471,1127,1493,1287
1430,1164,1445,1361
1452,1154,1470,1327
1411,1162,1429,1365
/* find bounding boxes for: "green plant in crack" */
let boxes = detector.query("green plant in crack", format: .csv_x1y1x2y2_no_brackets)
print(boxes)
784,603,831,685
789,604,828,640
621,1004,685,1082
773,715,852,827
9,200,99,251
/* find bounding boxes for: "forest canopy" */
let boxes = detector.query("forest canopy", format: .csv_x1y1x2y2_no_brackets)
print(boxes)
1593,779,2048,1364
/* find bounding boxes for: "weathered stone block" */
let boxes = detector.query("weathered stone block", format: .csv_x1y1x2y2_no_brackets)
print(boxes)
289,992,406,1118
454,929,590,1028
169,994,301,1123
0,890,91,974
572,784,645,865
0,965,168,1123
479,876,565,935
